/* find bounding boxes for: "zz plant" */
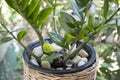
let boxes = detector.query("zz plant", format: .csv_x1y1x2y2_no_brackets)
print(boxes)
0,0,120,70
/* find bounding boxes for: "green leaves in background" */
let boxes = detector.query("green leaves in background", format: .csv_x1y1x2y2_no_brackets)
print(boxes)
42,53,63,62
0,37,13,45
48,32,68,49
103,0,109,19
17,30,27,42
43,42,54,54
0,45,16,80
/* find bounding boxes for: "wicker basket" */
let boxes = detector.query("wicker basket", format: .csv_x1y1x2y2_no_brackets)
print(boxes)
23,56,98,80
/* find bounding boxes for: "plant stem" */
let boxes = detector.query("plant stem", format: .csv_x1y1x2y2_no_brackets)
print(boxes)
68,8,120,59
14,0,44,52
68,32,96,59
100,8,120,26
1,23,41,62
63,43,76,61
53,0,58,33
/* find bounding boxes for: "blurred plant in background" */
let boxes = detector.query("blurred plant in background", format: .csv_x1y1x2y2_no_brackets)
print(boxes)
0,0,120,80
92,0,120,80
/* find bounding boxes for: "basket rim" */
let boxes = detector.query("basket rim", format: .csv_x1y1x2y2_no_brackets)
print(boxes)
23,38,96,74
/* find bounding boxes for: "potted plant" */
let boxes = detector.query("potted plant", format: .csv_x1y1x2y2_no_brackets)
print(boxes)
0,0,119,80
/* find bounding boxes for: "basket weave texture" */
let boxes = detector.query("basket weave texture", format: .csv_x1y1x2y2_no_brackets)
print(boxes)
24,59,98,80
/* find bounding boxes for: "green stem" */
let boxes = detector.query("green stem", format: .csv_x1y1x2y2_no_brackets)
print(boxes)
1,23,41,62
30,23,44,50
14,0,44,53
68,8,120,59
99,8,120,26
53,0,58,33
68,32,96,59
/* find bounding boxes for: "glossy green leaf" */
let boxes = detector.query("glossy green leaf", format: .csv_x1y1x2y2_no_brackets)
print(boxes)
59,12,78,35
43,42,54,53
31,0,41,22
22,0,30,10
27,0,39,17
5,0,18,12
78,26,89,40
17,30,27,42
48,32,68,49
60,12,76,28
0,37,13,45
36,7,53,26
103,0,109,19
70,0,83,19
64,33,76,45
42,53,63,61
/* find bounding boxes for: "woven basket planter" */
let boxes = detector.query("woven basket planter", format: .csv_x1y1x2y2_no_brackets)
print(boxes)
23,39,98,80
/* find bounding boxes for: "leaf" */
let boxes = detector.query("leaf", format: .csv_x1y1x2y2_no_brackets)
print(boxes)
0,37,13,45
103,0,109,19
17,30,27,42
37,7,53,26
5,0,18,12
60,12,76,28
30,0,41,22
78,26,89,40
70,0,83,19
48,32,68,49
27,0,39,17
101,46,113,58
43,42,54,54
59,12,78,35
42,53,63,61
22,0,30,10
64,33,76,44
